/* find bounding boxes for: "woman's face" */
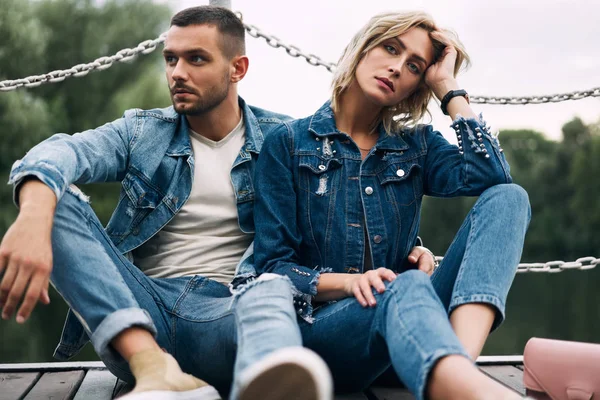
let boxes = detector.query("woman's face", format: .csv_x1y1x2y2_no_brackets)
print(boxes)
354,27,434,107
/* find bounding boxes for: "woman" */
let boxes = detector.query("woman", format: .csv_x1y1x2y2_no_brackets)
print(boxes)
254,10,530,400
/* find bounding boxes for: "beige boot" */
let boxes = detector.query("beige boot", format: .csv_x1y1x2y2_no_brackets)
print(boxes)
119,349,221,400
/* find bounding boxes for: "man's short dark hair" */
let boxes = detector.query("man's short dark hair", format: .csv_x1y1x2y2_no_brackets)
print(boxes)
170,6,245,59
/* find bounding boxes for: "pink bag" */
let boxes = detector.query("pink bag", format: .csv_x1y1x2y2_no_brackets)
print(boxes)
523,337,600,400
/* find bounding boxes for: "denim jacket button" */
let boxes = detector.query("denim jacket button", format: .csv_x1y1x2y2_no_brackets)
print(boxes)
318,165,326,171
396,169,405,177
373,235,382,244
365,186,374,195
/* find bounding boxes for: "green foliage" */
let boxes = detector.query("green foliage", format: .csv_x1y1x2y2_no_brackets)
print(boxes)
0,0,170,362
0,0,48,79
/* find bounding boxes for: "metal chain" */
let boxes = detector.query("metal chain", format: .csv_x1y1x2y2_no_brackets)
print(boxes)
1,14,599,105
0,35,166,92
238,17,600,105
433,256,599,273
241,21,336,73
469,89,600,105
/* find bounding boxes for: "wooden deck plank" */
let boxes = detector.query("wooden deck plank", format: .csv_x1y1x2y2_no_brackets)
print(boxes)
73,369,118,400
0,362,105,372
23,370,85,400
0,372,40,399
369,387,415,400
0,359,525,399
480,365,525,394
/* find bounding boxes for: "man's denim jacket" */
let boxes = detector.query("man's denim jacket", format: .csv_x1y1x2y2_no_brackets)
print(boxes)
253,101,512,321
8,97,291,360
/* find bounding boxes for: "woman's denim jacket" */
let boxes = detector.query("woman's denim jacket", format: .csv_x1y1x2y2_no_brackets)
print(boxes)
8,97,290,360
253,101,512,321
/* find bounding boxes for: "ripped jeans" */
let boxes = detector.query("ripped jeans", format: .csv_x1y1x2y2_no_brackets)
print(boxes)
49,191,302,397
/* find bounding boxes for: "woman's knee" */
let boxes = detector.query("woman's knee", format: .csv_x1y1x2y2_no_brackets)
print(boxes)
480,183,531,223
387,270,437,299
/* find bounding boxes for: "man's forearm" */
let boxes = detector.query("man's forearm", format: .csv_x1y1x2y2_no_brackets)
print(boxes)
17,179,57,226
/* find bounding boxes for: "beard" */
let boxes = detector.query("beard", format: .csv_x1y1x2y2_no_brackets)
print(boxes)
170,71,230,115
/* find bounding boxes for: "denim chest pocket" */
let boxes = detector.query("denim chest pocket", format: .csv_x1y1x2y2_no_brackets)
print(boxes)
106,173,163,240
123,173,161,209
377,161,423,206
298,155,343,196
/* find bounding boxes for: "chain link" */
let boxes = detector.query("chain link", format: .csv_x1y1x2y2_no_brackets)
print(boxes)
1,15,599,105
241,20,337,73
469,89,600,105
0,35,166,92
433,256,598,273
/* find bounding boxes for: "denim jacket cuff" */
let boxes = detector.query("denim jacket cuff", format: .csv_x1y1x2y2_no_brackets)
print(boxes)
450,113,504,158
288,266,320,295
8,160,66,208
286,266,320,323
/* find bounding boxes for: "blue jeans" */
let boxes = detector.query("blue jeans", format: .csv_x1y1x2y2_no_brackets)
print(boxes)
49,191,302,397
299,184,530,400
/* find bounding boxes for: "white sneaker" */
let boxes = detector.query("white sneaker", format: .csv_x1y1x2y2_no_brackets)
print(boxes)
237,347,333,400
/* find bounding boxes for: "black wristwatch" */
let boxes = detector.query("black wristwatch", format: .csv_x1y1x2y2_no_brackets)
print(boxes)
440,89,469,115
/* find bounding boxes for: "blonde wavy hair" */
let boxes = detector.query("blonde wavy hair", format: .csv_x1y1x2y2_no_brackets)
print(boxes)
331,11,470,133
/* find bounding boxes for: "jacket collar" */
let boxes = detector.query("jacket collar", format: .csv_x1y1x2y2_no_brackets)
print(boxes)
308,101,409,151
166,96,264,156
239,96,264,154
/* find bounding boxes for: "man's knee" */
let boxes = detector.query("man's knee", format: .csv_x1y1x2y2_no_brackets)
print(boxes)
233,273,294,302
54,185,93,219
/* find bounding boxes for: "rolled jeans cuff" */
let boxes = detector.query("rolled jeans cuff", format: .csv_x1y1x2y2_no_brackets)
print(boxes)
449,293,506,331
416,347,470,400
91,307,157,361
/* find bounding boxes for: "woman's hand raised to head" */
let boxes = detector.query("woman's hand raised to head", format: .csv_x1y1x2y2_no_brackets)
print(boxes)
425,30,460,101
344,268,397,307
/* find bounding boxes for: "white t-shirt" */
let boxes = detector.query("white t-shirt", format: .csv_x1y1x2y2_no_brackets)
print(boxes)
133,117,252,285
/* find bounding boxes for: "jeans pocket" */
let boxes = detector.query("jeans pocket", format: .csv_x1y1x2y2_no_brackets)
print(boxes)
171,276,234,322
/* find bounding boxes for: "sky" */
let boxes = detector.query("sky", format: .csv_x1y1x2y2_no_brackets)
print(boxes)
154,0,600,142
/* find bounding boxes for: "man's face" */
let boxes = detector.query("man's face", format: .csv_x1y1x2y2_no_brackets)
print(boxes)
163,24,231,115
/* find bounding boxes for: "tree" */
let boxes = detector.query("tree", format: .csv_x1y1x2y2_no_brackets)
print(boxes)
0,0,170,363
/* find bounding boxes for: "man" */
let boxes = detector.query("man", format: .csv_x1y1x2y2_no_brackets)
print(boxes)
0,6,332,400
0,5,436,400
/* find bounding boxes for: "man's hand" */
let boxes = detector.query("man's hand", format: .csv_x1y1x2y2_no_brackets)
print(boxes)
344,268,397,307
0,180,56,323
407,246,437,276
